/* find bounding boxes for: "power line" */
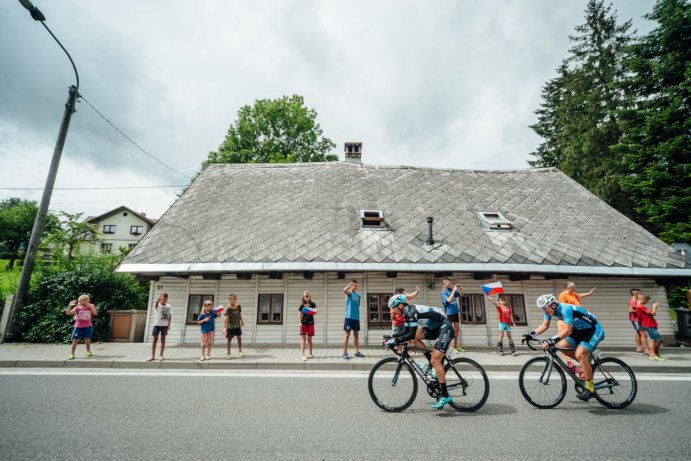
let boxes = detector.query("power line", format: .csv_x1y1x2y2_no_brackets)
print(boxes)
0,185,185,191
78,94,191,180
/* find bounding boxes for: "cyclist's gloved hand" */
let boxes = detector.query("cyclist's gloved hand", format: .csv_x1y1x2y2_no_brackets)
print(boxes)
544,335,559,348
521,331,536,344
385,338,397,347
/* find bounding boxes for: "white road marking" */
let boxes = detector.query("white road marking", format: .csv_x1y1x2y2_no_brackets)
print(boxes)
0,368,690,380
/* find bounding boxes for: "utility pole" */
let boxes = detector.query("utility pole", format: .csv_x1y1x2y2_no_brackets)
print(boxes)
2,0,80,342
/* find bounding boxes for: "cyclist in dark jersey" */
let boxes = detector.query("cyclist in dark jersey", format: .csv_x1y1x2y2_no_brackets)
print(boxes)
384,294,455,409
522,294,605,401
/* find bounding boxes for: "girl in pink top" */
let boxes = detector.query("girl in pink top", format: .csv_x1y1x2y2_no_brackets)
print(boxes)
65,294,97,360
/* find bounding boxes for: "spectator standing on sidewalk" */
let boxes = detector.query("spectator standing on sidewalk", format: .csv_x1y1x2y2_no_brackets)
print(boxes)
343,280,364,359
66,294,97,360
627,288,649,354
636,293,664,361
558,281,597,306
487,295,517,356
223,294,245,360
197,300,217,361
148,292,172,361
298,291,318,361
440,278,464,352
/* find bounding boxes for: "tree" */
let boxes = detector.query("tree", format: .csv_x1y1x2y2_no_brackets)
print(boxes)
615,0,691,244
13,254,149,343
0,198,57,270
201,95,337,169
41,211,101,262
529,1,634,215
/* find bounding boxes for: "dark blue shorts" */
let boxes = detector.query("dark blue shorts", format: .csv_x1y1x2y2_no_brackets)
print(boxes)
226,327,242,338
343,318,360,332
152,325,168,337
72,326,93,340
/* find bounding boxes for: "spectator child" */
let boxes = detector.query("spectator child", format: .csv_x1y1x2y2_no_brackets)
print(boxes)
65,294,97,360
627,288,649,354
223,294,245,360
440,278,464,352
298,291,318,361
342,280,364,359
197,300,217,361
487,295,517,355
635,293,664,361
390,287,420,351
149,292,172,361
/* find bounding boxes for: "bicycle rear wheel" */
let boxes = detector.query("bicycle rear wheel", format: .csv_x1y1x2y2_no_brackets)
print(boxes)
368,357,418,412
592,357,637,409
519,357,567,409
444,358,490,412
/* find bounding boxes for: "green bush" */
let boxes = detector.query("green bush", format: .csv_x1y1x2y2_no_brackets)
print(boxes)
14,254,149,343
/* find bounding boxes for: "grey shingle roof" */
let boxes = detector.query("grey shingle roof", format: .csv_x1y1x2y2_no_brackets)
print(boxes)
119,162,689,275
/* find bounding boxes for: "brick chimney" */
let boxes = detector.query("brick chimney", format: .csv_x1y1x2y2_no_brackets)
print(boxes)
344,142,362,164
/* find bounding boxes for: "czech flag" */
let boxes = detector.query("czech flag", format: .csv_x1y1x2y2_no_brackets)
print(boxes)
481,281,504,296
212,305,225,315
302,307,317,315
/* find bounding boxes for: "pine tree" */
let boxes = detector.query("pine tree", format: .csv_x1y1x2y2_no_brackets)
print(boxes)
529,1,634,214
616,0,691,244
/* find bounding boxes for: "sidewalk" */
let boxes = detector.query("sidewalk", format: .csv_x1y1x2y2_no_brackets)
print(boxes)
1,343,690,373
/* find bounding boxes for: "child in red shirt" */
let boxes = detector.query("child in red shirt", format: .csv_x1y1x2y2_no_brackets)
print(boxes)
487,295,517,356
635,293,663,361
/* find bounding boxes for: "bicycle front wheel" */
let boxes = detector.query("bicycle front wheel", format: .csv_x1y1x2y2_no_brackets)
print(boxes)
518,357,567,409
444,358,490,412
368,357,418,412
592,357,637,409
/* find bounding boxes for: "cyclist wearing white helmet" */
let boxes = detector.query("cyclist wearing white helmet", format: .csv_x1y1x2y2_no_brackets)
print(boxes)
384,294,455,410
522,293,605,401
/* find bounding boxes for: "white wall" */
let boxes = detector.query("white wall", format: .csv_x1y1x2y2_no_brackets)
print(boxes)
143,274,673,348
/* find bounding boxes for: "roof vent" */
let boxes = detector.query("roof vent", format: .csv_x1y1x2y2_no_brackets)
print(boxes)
359,209,386,230
344,142,362,164
477,211,513,231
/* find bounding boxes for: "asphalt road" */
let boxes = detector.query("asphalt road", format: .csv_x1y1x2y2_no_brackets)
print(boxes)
0,369,689,460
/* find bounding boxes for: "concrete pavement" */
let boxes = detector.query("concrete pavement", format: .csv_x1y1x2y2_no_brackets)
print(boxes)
1,342,690,372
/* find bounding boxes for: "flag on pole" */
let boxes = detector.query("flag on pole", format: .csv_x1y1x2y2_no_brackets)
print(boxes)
212,305,225,315
481,281,504,296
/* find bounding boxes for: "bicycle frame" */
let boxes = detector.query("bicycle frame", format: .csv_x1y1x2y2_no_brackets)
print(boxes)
389,346,461,390
529,340,617,393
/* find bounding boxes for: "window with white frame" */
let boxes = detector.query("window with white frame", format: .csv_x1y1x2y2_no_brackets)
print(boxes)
359,210,386,229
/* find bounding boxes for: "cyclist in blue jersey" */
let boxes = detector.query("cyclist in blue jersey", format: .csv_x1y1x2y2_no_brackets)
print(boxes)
522,294,605,401
384,294,455,409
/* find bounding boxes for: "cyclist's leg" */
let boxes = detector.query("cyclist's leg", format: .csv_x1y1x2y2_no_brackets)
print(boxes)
576,324,604,381
431,323,454,384
559,336,577,361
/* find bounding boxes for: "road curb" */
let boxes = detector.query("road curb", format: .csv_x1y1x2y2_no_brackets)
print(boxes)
1,360,690,373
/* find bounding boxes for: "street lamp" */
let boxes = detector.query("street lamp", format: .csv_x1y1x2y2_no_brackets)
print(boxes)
2,0,80,342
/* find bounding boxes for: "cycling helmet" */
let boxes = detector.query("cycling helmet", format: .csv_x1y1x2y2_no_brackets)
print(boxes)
388,294,408,309
536,294,557,310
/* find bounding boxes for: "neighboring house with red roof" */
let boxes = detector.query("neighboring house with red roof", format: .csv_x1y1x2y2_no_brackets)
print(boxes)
117,145,690,347
85,206,156,255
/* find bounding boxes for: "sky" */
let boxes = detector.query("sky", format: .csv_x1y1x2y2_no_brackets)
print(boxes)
0,0,656,219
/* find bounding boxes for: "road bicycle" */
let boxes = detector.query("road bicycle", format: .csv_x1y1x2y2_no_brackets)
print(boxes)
519,337,637,409
368,344,489,412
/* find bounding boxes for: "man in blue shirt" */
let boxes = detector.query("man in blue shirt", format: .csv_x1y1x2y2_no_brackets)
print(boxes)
522,294,605,401
440,278,464,353
342,280,364,360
